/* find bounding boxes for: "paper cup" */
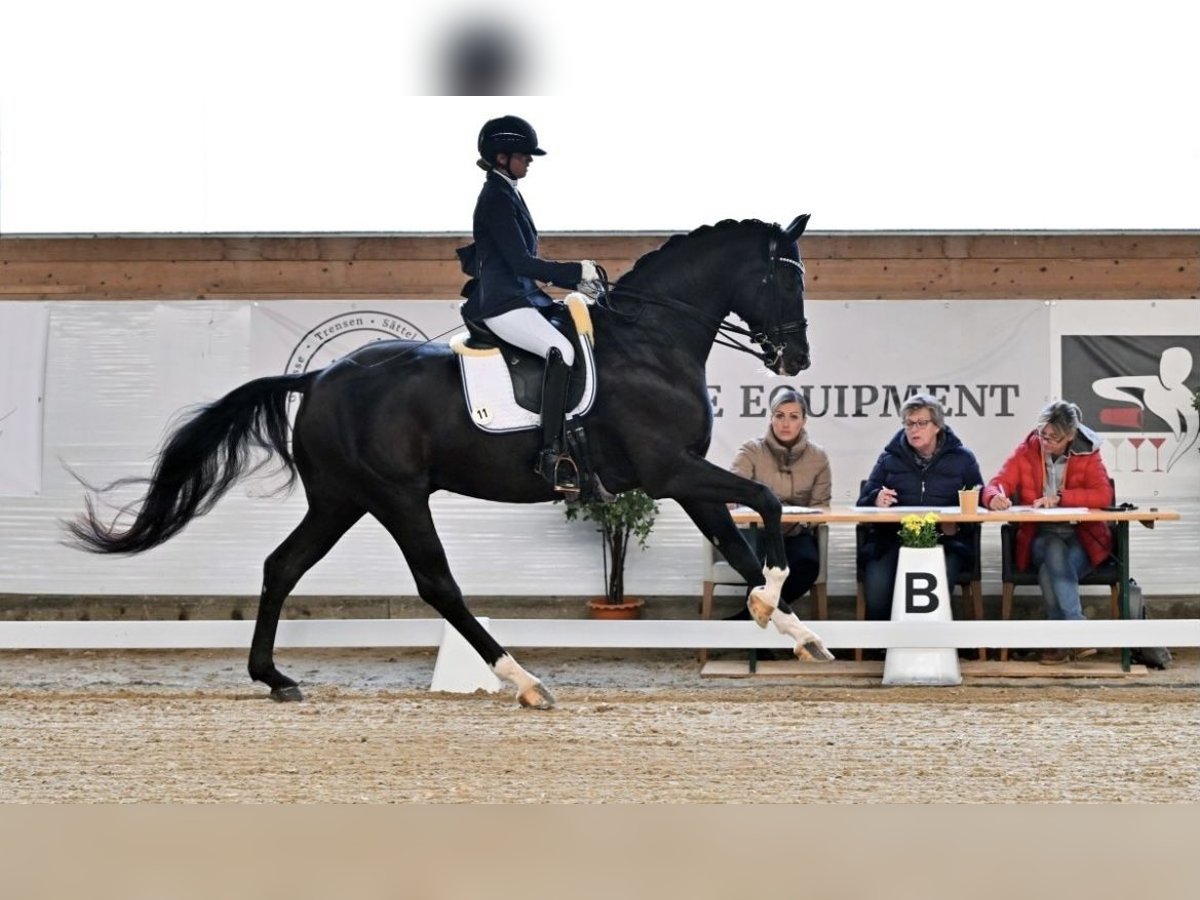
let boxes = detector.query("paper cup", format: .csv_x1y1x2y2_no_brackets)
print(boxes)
958,489,979,514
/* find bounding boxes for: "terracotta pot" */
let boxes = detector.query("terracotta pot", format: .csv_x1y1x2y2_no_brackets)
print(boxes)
586,596,644,620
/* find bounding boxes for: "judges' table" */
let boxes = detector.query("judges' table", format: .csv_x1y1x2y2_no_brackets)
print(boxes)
729,505,1182,670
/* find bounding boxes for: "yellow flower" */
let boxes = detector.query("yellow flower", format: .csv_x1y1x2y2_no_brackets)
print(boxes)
899,512,940,548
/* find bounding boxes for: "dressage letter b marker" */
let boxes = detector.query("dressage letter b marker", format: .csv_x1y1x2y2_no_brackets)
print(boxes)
884,547,961,686
905,572,940,614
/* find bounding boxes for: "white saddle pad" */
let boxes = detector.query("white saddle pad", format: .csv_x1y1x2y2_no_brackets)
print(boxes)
452,313,597,434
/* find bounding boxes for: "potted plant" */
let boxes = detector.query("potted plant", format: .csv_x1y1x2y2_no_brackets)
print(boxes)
898,512,940,548
564,489,660,619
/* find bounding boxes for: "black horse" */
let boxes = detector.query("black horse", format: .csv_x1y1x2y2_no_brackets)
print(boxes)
67,215,832,708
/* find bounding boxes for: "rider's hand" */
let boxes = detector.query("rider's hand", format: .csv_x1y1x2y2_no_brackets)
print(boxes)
577,260,604,302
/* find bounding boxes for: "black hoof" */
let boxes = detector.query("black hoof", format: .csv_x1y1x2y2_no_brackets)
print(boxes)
270,684,304,702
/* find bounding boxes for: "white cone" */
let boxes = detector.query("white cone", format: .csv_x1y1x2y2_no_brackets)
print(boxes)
430,617,503,694
882,546,962,686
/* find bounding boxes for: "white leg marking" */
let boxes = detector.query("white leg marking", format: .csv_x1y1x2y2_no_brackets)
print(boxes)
494,654,537,693
494,653,556,708
770,607,820,644
747,566,788,628
770,608,833,661
750,565,788,610
764,565,788,605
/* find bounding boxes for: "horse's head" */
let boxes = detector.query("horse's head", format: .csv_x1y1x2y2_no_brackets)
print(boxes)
750,214,811,375
606,215,812,373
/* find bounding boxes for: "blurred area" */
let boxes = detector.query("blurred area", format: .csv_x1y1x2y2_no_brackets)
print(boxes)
415,7,543,95
433,16,527,95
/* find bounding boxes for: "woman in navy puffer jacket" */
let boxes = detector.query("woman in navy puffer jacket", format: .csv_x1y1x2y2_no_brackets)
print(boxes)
857,393,984,621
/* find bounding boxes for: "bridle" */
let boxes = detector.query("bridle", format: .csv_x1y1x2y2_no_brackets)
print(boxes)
740,228,809,369
593,224,809,369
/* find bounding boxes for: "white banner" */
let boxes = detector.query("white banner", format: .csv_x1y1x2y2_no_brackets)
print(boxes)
0,303,50,496
704,301,1053,501
2,298,1194,596
244,298,1195,503
250,300,466,380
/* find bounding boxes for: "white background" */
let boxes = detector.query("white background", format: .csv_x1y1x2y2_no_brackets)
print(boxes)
1,0,1198,233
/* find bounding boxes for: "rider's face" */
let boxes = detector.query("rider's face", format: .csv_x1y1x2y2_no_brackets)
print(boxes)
498,152,531,179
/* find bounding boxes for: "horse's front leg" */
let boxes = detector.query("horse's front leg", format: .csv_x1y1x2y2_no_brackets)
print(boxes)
668,471,833,662
663,459,785,608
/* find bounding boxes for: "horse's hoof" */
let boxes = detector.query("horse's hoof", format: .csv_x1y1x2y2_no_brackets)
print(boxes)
746,590,774,629
270,684,304,702
518,682,556,710
794,640,835,662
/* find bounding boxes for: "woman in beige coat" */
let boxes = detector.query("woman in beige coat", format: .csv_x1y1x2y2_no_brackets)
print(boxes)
728,389,832,616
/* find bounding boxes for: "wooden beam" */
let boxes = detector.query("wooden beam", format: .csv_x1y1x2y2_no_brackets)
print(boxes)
2,232,1197,301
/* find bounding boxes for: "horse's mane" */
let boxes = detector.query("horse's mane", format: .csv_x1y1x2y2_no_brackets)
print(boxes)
616,218,777,287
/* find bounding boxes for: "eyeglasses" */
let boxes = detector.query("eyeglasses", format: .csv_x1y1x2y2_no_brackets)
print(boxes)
903,418,933,430
1038,429,1069,443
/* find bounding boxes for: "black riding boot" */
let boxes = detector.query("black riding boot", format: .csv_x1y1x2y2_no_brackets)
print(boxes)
535,348,578,492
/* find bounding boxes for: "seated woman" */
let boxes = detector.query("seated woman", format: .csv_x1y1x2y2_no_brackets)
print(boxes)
981,400,1115,664
857,393,983,621
727,390,832,618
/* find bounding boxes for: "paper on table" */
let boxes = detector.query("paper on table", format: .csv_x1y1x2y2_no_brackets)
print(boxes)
732,505,823,515
851,505,946,514
1003,505,1091,514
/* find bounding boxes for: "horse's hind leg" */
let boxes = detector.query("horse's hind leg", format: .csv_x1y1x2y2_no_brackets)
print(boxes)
249,502,363,701
374,495,555,710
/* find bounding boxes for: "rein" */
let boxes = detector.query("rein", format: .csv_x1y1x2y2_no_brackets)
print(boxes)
592,230,808,369
347,223,807,372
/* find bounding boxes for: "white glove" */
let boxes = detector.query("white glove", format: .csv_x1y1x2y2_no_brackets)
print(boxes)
577,260,603,301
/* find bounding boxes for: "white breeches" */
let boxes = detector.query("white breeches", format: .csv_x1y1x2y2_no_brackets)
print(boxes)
483,307,575,366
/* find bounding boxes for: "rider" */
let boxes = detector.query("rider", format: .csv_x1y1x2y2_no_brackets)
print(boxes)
459,115,602,493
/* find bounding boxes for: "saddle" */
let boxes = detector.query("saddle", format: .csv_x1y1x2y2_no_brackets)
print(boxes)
450,295,597,430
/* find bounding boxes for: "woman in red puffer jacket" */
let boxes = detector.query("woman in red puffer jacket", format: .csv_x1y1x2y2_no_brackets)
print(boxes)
981,400,1114,664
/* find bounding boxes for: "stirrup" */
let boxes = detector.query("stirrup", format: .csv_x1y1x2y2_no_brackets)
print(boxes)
553,455,580,493
537,450,580,494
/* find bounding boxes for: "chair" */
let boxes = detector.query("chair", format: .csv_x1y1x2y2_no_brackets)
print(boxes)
998,524,1121,662
854,521,985,662
698,524,828,664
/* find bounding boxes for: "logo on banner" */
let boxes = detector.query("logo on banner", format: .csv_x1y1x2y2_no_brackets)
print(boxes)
1061,335,1200,473
285,312,429,376
283,311,430,412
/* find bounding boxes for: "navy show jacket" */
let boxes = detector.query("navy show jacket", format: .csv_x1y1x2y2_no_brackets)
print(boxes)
460,170,582,321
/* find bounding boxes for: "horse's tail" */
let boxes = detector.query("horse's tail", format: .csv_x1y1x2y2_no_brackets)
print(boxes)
65,371,319,555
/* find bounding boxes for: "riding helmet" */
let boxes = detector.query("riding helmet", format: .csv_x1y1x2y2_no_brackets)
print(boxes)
477,115,546,164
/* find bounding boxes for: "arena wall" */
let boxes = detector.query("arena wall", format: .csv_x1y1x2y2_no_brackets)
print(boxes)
1,232,1197,602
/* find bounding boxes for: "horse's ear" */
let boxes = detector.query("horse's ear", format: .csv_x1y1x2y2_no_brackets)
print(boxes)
784,214,811,242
